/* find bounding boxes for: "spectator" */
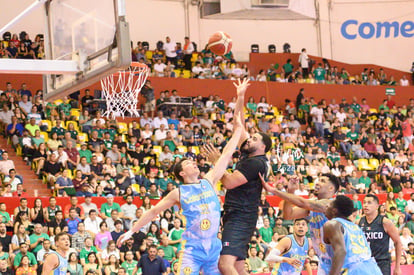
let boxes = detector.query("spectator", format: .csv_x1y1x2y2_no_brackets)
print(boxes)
13,242,37,270
298,48,309,78
136,244,166,275
101,195,122,219
65,208,82,236
94,222,112,251
0,152,14,176
168,218,184,252
29,223,49,255
84,209,102,237
71,222,91,253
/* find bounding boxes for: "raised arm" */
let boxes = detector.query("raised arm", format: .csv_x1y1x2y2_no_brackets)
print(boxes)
383,217,402,275
323,220,346,275
204,116,242,187
259,174,329,217
116,189,179,247
233,78,250,147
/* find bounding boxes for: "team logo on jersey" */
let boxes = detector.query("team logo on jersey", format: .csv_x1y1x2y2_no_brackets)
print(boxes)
183,267,192,275
223,242,230,246
200,219,211,230
319,243,326,253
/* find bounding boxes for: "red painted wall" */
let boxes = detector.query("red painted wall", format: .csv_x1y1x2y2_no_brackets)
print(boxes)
1,74,413,112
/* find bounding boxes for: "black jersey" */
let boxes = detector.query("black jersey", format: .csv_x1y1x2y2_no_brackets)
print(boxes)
359,215,390,261
223,155,269,213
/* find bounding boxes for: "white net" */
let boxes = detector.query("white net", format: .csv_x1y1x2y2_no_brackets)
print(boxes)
101,63,149,119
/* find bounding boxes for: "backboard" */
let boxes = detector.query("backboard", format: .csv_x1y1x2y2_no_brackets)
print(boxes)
43,0,131,101
0,0,131,101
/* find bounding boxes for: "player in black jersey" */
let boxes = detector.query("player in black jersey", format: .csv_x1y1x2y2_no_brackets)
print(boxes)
211,79,271,275
359,194,402,275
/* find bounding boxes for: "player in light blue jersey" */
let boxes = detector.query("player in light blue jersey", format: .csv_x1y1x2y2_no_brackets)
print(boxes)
324,195,382,275
266,218,312,275
260,174,340,275
41,232,70,275
117,115,243,275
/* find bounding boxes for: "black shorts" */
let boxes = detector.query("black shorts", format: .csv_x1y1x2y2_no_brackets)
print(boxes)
220,208,258,261
376,258,390,275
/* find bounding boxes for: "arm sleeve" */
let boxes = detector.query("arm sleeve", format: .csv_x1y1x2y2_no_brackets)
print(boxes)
236,158,266,182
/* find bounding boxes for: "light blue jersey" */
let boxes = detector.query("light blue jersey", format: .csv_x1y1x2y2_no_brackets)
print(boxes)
333,218,382,275
178,179,221,275
308,211,333,275
276,235,309,275
50,251,68,275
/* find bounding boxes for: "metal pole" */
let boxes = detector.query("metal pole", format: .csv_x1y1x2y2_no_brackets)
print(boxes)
0,0,47,35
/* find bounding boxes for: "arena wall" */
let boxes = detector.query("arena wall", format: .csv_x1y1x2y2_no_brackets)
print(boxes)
1,74,412,110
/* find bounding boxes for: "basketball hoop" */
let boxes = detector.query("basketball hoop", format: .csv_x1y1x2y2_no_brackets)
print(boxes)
100,62,150,119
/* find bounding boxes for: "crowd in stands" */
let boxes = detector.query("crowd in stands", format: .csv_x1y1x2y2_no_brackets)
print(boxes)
0,32,44,60
1,31,413,86
131,37,413,86
1,77,414,273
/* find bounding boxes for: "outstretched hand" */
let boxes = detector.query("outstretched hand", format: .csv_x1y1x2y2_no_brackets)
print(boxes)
233,78,250,97
284,257,302,269
259,173,275,194
116,231,133,248
202,143,221,164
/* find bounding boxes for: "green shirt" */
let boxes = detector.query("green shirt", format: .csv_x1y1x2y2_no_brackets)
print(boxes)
298,104,310,113
51,127,66,137
156,178,171,191
247,102,257,113
159,245,175,261
79,149,92,163
396,198,407,213
406,221,414,235
103,139,113,150
32,137,45,147
14,251,37,267
214,100,225,111
164,140,176,152
327,152,340,164
79,246,98,263
346,131,359,141
100,202,121,218
313,67,326,81
283,63,293,74
358,176,371,188
106,128,117,140
29,233,50,253
121,260,138,275
68,130,78,140
350,103,361,113
168,228,184,251
45,102,57,118
353,200,362,210
0,211,10,224
59,103,72,116
379,104,389,112
258,227,273,243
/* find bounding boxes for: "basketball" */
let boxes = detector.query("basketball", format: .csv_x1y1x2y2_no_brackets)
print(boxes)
208,31,232,56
